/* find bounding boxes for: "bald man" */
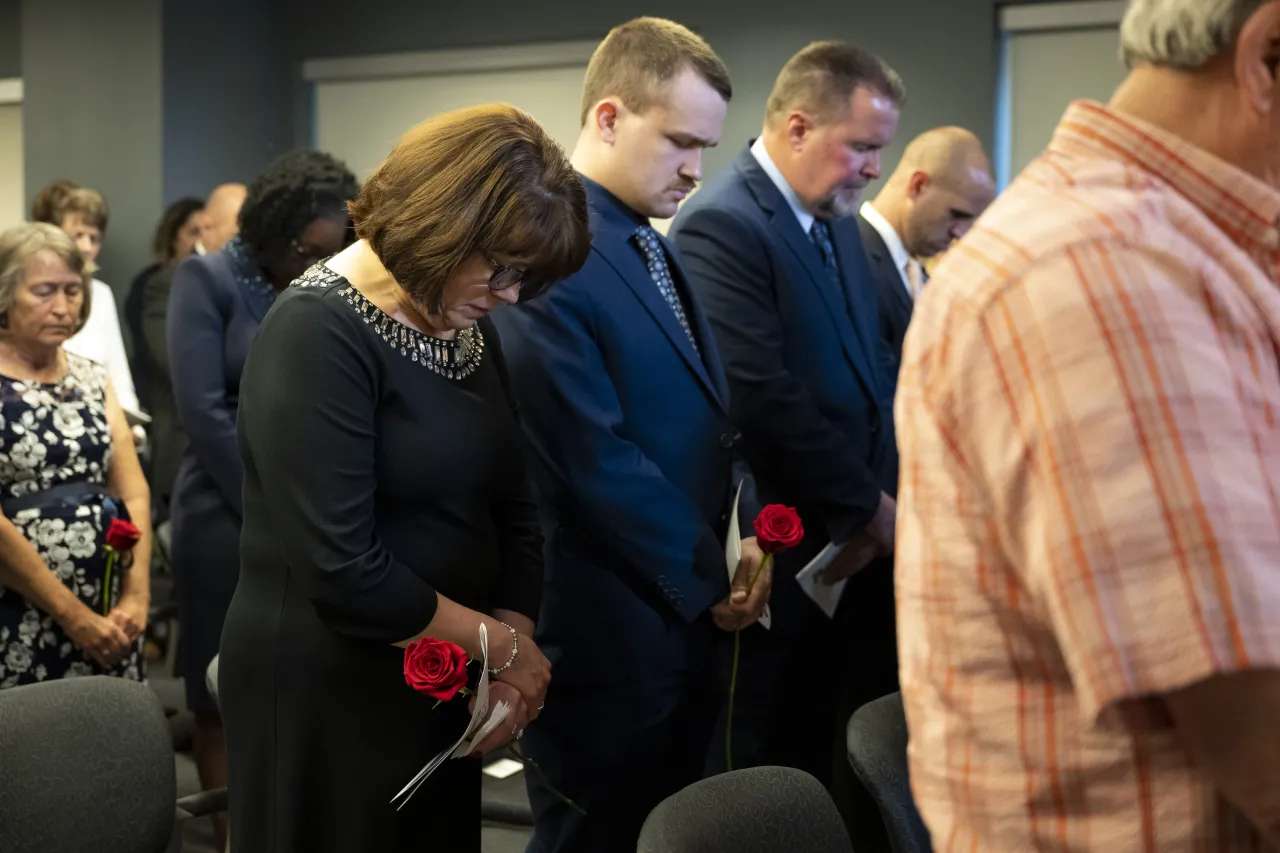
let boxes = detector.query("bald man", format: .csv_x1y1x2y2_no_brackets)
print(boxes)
201,183,246,253
858,127,994,373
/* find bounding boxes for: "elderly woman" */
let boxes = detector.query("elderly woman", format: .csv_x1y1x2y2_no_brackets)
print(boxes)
0,224,151,688
167,150,359,853
220,104,590,852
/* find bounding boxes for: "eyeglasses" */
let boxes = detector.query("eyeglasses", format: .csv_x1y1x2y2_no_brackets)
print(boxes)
291,240,333,265
488,258,549,295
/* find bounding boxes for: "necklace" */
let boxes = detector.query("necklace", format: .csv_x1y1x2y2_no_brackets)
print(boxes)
295,264,485,381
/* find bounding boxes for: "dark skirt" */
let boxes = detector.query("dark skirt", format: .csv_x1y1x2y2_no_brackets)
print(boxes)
170,460,240,714
221,568,483,852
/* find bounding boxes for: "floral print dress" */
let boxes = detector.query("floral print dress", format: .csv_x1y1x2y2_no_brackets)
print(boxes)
0,353,143,688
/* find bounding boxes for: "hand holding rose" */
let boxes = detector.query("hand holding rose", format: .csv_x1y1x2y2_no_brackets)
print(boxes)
725,504,804,771
712,537,771,632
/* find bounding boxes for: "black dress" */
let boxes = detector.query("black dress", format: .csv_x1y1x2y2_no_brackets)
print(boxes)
219,264,543,853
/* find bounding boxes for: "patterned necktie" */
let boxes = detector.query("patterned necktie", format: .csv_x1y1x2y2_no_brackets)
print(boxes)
905,258,925,300
809,220,841,286
633,225,699,353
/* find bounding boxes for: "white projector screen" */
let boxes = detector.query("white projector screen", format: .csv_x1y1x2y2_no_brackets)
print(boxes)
1003,26,1128,184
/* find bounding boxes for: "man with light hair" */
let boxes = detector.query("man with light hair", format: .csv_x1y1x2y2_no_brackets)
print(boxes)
858,126,994,373
895,1,1280,851
671,40,904,840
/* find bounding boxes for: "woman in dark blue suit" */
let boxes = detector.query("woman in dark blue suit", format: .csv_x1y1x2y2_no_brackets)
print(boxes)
166,151,359,851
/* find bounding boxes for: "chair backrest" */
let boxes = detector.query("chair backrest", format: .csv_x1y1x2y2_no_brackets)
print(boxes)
638,766,853,853
0,676,176,853
846,692,932,853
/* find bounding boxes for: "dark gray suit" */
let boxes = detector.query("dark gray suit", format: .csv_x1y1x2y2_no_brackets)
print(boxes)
671,145,899,844
857,213,914,380
139,266,186,512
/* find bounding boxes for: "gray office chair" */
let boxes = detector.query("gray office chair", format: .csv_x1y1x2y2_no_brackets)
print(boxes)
0,676,200,853
846,692,932,853
638,766,854,853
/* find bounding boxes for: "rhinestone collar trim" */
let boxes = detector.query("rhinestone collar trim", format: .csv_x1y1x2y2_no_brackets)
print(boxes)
294,263,485,381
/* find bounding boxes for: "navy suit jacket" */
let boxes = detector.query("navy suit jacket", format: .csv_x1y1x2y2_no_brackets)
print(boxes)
670,146,897,557
857,213,913,379
491,177,757,686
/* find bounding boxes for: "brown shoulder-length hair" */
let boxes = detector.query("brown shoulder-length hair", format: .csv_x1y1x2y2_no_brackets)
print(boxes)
349,103,591,311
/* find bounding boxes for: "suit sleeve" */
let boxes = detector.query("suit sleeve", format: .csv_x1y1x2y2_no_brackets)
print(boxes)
142,269,173,382
166,259,244,516
500,281,726,624
675,205,883,544
239,292,438,642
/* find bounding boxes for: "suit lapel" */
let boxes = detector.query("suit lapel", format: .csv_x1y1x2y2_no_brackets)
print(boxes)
858,215,913,330
829,216,880,366
666,242,731,407
739,155,872,389
595,225,726,411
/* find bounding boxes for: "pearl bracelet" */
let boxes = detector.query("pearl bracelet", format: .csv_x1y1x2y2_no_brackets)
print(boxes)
488,622,519,676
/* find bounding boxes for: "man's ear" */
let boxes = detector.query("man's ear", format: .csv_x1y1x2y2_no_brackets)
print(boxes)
1235,1,1280,114
907,171,930,200
787,111,814,151
590,99,622,144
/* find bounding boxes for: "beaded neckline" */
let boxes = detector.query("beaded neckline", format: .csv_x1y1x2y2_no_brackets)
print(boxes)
293,263,485,381
224,235,276,305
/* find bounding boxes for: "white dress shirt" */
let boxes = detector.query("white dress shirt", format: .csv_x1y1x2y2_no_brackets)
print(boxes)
859,201,919,300
64,278,144,420
751,137,816,235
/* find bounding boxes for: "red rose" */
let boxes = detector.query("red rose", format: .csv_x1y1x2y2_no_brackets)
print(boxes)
104,518,141,551
403,638,470,702
752,505,804,555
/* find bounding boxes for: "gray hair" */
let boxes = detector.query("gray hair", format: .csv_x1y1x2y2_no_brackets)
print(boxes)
1120,0,1269,70
0,223,92,336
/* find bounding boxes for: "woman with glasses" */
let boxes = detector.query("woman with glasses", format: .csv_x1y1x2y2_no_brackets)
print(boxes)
167,150,359,853
219,104,589,853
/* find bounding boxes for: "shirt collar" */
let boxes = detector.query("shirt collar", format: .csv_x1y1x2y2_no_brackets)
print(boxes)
751,137,815,234
859,201,911,274
1051,101,1280,258
580,173,648,229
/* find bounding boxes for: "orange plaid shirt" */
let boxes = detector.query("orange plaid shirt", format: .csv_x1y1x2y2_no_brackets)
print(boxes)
896,100,1280,852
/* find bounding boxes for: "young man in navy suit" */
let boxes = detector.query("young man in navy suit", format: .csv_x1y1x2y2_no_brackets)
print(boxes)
491,18,768,853
670,41,904,838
